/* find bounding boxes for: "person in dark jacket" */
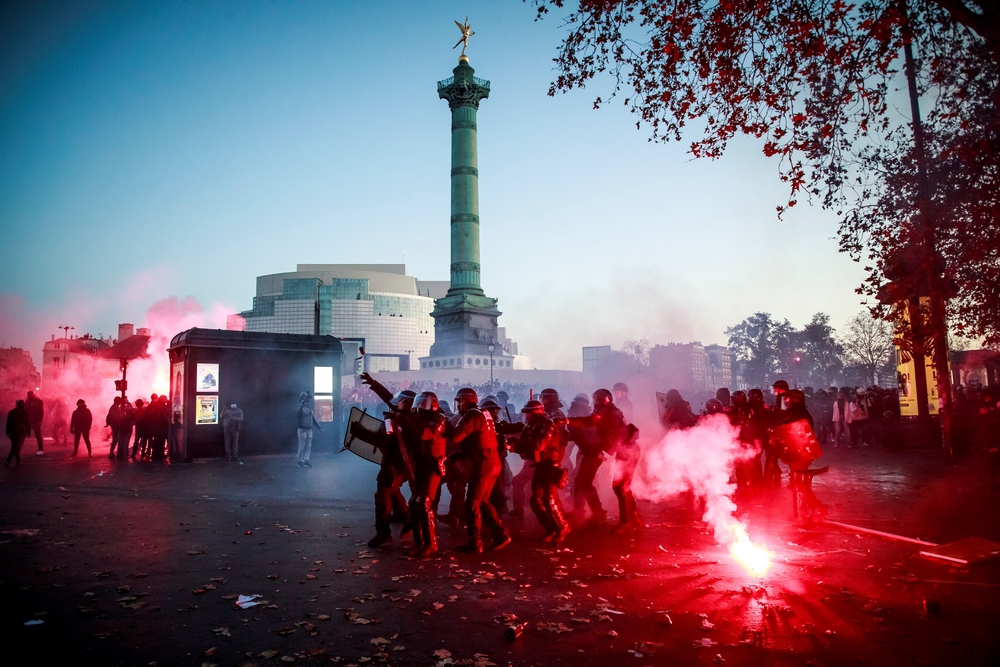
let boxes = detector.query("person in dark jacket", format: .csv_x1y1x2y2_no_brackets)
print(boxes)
25,391,44,454
71,399,94,456
130,399,147,460
221,402,244,461
117,399,135,461
147,395,170,461
5,400,31,466
106,397,123,459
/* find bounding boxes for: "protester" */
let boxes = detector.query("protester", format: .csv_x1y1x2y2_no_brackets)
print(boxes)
296,392,322,468
26,391,44,455
5,399,31,467
221,402,244,462
70,399,93,457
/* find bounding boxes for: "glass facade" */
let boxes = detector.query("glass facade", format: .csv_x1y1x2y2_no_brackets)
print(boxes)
234,270,435,370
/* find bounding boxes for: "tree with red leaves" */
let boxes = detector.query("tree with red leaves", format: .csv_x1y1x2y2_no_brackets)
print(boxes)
533,0,999,457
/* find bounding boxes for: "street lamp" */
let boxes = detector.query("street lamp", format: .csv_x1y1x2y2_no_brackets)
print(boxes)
487,341,496,387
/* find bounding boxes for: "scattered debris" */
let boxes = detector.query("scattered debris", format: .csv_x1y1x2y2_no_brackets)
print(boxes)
236,595,263,609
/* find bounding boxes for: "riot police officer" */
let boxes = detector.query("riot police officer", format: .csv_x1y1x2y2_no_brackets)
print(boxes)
769,389,827,523
515,400,571,543
405,391,448,558
449,388,511,553
480,396,511,518
353,373,415,548
566,388,628,526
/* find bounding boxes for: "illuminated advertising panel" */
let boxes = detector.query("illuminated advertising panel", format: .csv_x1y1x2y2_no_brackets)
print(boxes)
196,395,219,425
196,363,219,393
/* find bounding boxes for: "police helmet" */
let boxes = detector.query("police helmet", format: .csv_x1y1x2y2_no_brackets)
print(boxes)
613,382,629,394
572,393,590,404
77,399,86,406
731,390,747,407
593,388,614,406
705,399,724,414
414,391,439,412
772,380,789,392
454,387,479,411
392,390,417,410
539,387,562,407
479,397,500,412
784,389,805,409
521,399,545,416
496,391,509,401
748,388,764,402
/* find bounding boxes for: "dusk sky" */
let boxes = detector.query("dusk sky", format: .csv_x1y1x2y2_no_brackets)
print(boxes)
0,0,869,369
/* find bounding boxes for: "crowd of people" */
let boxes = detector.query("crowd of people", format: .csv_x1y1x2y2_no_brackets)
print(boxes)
2,391,172,465
338,371,845,559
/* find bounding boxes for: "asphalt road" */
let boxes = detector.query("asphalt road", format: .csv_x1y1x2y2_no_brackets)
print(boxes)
2,438,999,667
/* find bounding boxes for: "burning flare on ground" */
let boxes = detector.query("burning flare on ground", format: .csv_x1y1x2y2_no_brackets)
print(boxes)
726,520,771,578
634,413,772,578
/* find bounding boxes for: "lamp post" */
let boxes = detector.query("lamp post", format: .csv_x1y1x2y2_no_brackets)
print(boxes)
487,341,495,387
58,325,74,375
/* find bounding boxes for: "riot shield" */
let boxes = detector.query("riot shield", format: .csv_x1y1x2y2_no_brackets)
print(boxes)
342,406,385,465
770,418,823,464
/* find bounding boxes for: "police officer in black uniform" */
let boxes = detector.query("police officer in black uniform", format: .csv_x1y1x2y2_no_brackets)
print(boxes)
449,388,511,553
404,391,448,558
515,399,571,543
353,372,415,548
566,388,627,526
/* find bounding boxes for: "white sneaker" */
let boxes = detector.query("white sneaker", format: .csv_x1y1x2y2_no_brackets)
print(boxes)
36,450,44,456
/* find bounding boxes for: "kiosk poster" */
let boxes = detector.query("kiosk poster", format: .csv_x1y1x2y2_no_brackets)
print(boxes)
196,395,219,425
196,363,219,393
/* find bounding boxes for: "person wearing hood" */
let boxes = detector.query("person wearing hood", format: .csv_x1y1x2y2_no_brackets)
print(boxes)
221,402,244,462
71,399,94,457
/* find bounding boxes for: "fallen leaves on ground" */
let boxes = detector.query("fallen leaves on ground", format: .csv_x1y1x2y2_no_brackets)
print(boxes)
212,627,231,637
259,650,279,659
537,622,573,634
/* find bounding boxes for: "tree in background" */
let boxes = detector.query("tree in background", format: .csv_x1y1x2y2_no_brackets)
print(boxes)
725,313,794,389
620,338,651,368
533,0,999,456
800,313,845,388
839,311,896,386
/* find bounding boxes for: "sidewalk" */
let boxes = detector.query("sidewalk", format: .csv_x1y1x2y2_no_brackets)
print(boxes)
1,441,998,666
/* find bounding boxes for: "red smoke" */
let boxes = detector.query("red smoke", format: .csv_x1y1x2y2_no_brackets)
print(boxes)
634,414,771,577
127,297,232,398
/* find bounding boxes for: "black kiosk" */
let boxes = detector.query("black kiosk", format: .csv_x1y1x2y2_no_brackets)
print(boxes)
167,328,343,460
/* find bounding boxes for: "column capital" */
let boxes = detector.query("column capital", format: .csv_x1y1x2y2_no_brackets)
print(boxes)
437,61,490,110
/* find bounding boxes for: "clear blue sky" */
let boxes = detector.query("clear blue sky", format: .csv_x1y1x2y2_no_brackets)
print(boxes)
0,0,867,369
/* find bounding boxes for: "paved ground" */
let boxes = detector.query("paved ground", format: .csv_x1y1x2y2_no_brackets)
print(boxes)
2,438,999,667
